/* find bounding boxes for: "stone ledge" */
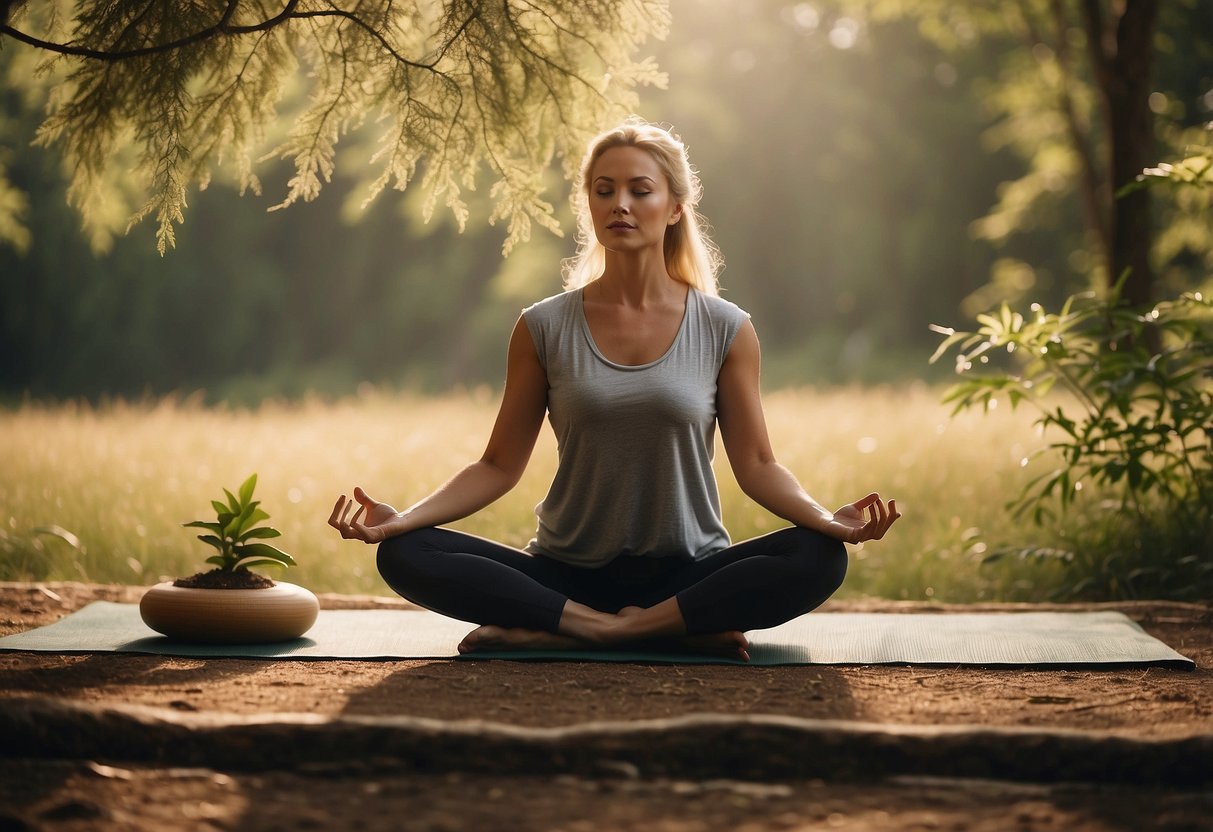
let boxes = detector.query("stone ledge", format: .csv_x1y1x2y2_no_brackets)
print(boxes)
2,695,1209,786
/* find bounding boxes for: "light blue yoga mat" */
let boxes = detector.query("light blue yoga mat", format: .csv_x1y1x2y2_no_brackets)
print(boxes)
0,602,1194,668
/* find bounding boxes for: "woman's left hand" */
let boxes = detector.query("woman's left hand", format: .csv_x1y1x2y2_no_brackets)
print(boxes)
822,493,900,544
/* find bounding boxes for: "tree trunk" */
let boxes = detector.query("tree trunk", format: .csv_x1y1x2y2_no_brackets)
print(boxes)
1083,0,1160,307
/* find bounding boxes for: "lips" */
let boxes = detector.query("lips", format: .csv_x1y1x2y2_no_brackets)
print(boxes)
607,222,635,229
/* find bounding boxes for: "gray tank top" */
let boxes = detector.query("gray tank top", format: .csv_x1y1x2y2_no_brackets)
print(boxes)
522,286,749,567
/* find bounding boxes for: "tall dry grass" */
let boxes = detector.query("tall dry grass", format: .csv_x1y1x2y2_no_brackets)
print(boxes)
0,385,1063,600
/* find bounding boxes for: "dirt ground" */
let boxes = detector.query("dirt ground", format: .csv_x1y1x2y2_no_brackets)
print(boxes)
1,582,1210,831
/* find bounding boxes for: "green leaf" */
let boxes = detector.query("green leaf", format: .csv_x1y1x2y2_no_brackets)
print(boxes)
928,329,968,364
211,500,230,516
975,312,1000,331
31,525,85,552
234,542,297,567
236,507,269,538
205,555,230,568
223,488,241,514
195,534,225,552
238,473,258,507
238,526,281,542
184,520,224,534
225,501,257,537
236,558,289,571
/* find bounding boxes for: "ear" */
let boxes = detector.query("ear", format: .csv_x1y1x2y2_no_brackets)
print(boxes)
668,203,684,226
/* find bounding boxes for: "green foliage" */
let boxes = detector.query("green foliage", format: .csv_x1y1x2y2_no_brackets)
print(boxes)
2,1,1210,400
1121,142,1213,194
1134,136,1213,286
0,153,29,254
183,473,296,574
856,0,1213,309
931,285,1213,599
0,524,84,581
1,1,669,254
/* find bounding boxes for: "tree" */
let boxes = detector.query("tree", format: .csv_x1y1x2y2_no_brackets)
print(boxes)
0,0,669,254
860,0,1211,308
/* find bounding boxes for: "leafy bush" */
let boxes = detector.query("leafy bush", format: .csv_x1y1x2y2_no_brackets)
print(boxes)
930,286,1213,600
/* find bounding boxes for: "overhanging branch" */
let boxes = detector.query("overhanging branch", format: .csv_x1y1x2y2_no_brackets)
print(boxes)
0,1,300,61
1,2,472,74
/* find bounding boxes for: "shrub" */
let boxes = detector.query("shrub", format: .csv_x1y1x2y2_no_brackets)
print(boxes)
930,285,1213,600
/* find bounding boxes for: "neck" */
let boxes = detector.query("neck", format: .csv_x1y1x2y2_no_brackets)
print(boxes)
596,249,683,307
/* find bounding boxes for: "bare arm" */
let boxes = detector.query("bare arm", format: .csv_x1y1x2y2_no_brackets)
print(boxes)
716,320,899,544
329,316,548,543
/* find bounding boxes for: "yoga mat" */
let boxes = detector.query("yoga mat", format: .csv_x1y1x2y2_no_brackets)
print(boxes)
0,602,1194,668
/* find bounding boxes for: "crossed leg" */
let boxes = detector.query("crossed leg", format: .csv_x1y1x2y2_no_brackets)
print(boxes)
457,599,751,660
377,527,846,662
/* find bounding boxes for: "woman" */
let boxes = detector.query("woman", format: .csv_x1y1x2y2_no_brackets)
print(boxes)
329,120,899,661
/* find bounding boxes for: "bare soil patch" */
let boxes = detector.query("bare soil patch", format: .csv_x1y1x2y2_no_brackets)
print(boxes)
1,583,1210,832
2,759,1211,832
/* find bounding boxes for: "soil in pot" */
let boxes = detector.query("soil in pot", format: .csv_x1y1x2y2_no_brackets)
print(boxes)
173,567,274,590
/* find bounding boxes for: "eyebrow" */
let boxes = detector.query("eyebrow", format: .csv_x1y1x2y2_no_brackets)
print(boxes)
593,175,656,184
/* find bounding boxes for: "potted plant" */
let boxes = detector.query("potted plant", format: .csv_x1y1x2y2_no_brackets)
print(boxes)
139,473,319,643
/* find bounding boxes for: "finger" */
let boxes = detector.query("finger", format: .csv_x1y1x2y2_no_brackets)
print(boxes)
350,505,366,529
860,498,880,530
850,500,883,544
353,505,386,542
873,497,888,528
873,499,898,540
338,500,360,538
327,495,347,529
354,486,375,507
350,524,381,544
862,498,884,537
850,492,880,512
883,499,902,534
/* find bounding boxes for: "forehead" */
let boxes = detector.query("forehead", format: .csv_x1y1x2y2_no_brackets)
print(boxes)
591,145,665,182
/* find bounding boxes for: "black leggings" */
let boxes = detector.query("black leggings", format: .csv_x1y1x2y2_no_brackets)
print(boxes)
376,526,847,635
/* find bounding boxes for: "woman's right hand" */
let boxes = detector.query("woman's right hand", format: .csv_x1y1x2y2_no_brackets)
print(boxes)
328,487,402,544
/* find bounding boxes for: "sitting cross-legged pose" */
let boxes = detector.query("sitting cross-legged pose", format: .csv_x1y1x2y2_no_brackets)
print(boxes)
329,119,900,661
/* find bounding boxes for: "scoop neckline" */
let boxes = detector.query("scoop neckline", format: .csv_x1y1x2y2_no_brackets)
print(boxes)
576,286,694,371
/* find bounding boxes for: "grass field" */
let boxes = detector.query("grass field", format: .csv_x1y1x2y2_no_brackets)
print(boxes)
0,385,1069,601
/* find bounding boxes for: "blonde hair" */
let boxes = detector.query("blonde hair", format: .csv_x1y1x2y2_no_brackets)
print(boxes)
561,119,723,296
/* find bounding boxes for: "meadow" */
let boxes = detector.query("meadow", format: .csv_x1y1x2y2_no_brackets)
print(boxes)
0,385,1070,602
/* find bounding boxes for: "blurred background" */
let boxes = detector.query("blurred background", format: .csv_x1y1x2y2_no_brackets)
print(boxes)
1,1,1211,601
2,0,1207,404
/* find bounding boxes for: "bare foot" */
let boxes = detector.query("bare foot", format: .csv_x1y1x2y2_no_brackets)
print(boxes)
673,631,750,662
459,619,749,662
458,625,591,654
458,608,747,659
610,607,750,660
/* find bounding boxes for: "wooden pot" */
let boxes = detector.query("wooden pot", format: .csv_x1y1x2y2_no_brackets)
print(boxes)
139,581,319,644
